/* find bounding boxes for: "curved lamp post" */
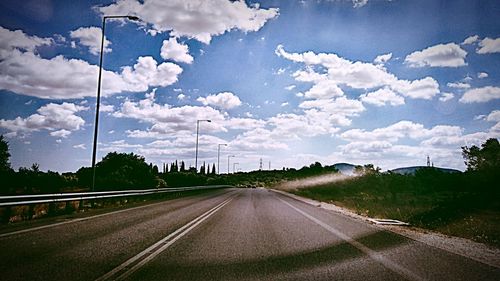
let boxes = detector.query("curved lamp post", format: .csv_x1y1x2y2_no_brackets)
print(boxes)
91,15,140,192
227,155,235,174
195,119,211,173
217,143,227,174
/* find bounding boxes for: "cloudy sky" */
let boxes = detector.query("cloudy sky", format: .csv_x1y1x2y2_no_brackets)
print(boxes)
0,0,499,173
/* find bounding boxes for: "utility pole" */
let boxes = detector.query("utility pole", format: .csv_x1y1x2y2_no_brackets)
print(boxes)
259,158,263,171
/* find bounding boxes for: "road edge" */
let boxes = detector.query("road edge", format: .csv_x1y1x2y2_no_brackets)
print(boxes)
269,188,500,269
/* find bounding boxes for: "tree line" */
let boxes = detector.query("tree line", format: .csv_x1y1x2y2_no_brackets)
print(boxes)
1,134,498,195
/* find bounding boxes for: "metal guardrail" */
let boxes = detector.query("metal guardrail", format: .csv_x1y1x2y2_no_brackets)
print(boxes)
0,185,232,207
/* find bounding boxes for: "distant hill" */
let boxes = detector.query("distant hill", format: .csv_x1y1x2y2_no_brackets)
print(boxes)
390,166,461,175
332,163,357,175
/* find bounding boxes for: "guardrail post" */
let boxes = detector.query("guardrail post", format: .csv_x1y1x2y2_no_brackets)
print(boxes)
28,205,35,220
48,202,56,216
2,207,12,223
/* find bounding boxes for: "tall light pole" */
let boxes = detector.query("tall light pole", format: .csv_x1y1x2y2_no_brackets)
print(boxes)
217,143,227,174
233,162,239,174
195,119,211,173
91,15,140,192
227,155,235,174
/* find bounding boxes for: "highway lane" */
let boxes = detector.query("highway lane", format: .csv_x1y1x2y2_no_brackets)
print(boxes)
0,188,237,280
1,188,499,280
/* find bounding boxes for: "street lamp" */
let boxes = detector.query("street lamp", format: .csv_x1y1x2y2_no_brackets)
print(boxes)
227,155,235,174
195,119,211,173
217,143,227,174
91,15,141,192
233,162,239,174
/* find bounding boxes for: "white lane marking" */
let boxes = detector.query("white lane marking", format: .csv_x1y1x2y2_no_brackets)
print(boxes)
277,196,426,281
0,190,232,238
96,196,235,281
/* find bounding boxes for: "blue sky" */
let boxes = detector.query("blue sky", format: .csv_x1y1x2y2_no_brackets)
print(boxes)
0,0,499,173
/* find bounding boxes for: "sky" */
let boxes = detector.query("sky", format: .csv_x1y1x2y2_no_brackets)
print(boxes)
0,0,499,173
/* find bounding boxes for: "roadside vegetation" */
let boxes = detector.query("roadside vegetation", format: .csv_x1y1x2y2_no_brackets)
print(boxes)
288,138,500,247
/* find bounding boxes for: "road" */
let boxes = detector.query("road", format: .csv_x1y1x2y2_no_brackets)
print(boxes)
0,188,499,280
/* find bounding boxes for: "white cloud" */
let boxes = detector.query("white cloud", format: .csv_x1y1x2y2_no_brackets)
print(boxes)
477,72,488,79
391,77,440,99
50,129,71,138
97,0,279,44
224,117,266,130
73,143,86,150
268,111,340,139
360,87,404,106
281,102,289,107
439,92,454,102
275,67,286,75
477,37,500,54
352,0,368,8
486,110,500,122
284,85,296,91
160,37,193,64
0,26,52,56
447,82,470,89
459,86,500,103
474,115,486,121
177,93,186,100
70,26,111,56
114,92,226,137
299,97,365,117
276,45,440,100
229,128,289,151
100,104,114,112
0,102,88,137
303,80,344,99
373,53,392,64
197,92,242,109
0,26,183,99
462,35,479,45
340,120,462,143
404,43,467,67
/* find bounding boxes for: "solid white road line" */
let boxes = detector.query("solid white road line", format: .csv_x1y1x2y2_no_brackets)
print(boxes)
96,196,235,281
277,196,426,281
0,189,232,238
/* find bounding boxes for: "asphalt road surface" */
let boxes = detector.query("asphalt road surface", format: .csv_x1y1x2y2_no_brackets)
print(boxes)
1,188,499,280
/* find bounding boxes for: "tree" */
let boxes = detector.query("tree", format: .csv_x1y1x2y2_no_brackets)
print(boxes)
0,135,11,172
211,163,216,175
200,162,206,174
180,161,186,172
462,138,500,172
94,152,156,190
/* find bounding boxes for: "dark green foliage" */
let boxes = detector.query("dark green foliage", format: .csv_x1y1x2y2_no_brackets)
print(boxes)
93,152,157,190
0,135,11,172
2,164,78,195
462,138,500,173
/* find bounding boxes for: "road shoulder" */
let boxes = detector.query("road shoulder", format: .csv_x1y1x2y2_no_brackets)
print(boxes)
270,188,500,269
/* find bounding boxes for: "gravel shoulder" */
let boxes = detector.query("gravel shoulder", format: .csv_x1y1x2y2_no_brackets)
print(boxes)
270,188,500,269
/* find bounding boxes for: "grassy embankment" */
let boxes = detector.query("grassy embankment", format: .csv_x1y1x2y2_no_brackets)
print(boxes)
276,168,500,247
